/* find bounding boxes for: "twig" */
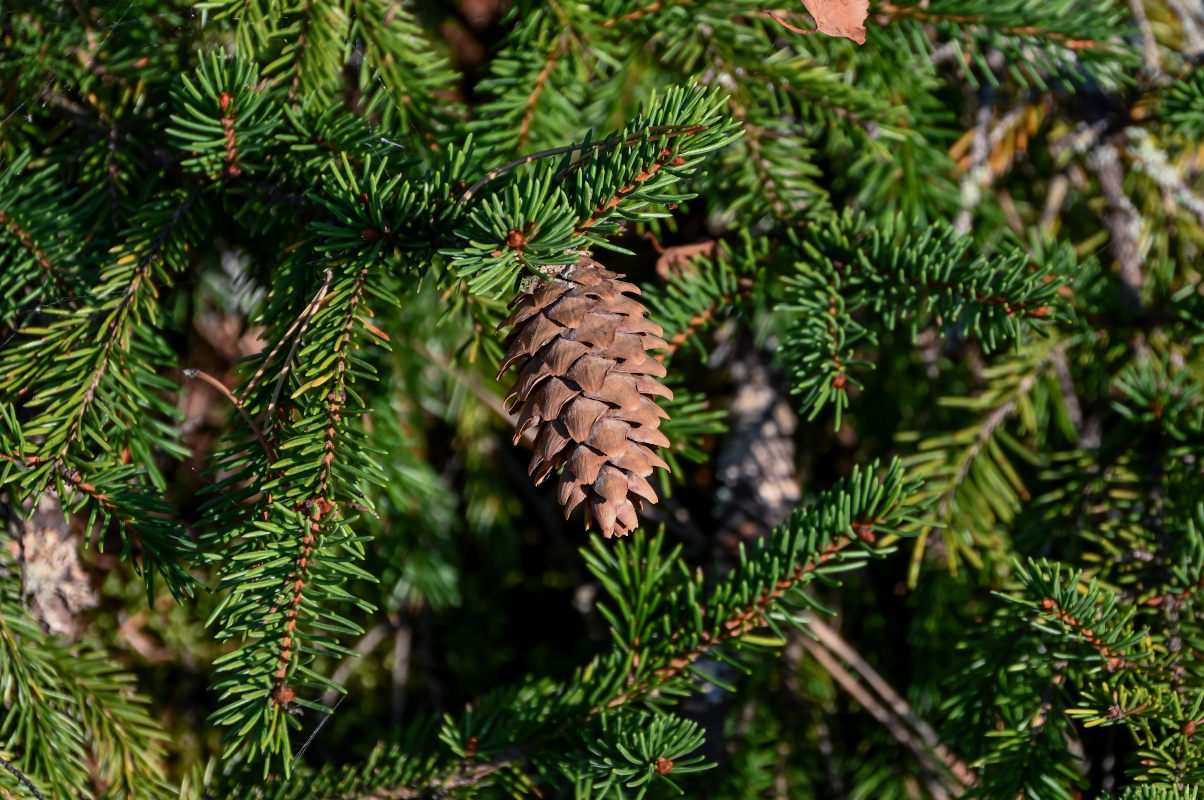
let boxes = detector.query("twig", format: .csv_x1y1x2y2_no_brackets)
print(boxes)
459,125,703,204
0,752,47,800
803,615,976,788
954,50,1004,235
266,269,333,425
184,369,277,464
644,232,718,280
1166,0,1204,56
319,623,391,707
241,269,332,401
1088,143,1144,311
1127,127,1204,228
517,42,563,149
764,10,818,36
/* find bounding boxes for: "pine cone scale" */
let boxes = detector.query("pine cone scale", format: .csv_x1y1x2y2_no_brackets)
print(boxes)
499,256,674,537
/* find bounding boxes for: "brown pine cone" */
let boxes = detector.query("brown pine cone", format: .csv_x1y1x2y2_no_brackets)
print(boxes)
497,256,674,537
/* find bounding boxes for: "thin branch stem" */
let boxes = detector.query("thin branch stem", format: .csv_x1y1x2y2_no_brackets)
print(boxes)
798,634,957,800
459,125,703,203
266,268,333,425
803,614,976,788
185,368,277,464
0,752,47,800
241,268,332,402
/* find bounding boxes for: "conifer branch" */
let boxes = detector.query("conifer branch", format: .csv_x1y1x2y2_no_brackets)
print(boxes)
576,145,688,232
51,188,199,466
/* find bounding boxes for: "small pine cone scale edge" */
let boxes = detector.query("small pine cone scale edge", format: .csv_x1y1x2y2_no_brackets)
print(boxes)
497,256,674,537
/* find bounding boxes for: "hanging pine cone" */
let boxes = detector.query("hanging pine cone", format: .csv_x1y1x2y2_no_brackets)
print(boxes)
498,256,674,537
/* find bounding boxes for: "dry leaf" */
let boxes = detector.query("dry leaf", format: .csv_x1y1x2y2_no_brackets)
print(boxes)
767,0,869,45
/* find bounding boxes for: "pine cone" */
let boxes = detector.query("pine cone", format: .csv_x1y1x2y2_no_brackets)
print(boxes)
498,256,674,537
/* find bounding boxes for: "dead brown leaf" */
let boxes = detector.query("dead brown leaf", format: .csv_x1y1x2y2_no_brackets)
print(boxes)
767,0,869,45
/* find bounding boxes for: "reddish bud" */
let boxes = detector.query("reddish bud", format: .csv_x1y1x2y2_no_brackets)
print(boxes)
655,757,674,775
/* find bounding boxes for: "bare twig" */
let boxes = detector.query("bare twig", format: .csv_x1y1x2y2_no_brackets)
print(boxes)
1166,0,1204,56
1127,127,1204,228
0,752,47,800
185,369,277,464
800,636,960,797
319,623,391,707
764,10,818,35
241,269,332,402
266,269,333,424
803,615,976,788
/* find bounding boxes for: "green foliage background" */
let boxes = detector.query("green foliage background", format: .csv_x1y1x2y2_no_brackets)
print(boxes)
1,0,1203,798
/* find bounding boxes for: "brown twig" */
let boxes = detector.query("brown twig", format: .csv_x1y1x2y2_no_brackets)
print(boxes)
764,10,818,36
645,233,718,281
875,2,1102,48
184,368,277,464
599,0,695,27
265,269,333,426
1038,597,1133,671
799,635,957,799
218,91,242,178
242,269,332,402
803,614,976,789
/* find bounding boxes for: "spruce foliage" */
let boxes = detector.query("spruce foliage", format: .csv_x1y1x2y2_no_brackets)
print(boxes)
1,0,1202,798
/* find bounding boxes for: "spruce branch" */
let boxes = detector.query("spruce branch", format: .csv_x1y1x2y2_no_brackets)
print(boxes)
239,462,921,799
203,257,393,773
